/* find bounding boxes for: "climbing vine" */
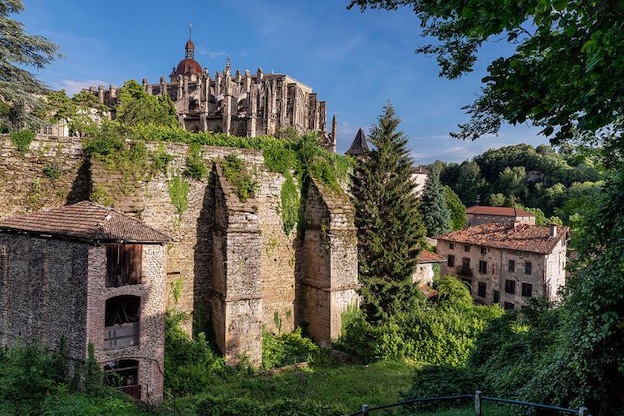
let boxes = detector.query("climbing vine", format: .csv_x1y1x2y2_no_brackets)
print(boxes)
221,154,258,202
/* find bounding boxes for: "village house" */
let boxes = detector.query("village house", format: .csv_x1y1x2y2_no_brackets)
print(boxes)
465,205,536,227
436,223,568,309
0,202,170,404
413,249,445,286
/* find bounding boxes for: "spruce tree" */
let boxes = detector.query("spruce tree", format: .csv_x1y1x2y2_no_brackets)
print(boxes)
351,103,425,323
419,165,451,237
0,0,59,131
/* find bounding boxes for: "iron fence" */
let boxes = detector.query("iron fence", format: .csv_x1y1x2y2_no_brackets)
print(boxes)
349,390,591,416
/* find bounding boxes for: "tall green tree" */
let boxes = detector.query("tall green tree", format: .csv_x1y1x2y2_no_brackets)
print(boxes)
443,185,466,231
349,0,624,147
419,165,451,236
351,103,426,323
115,79,178,128
0,0,59,131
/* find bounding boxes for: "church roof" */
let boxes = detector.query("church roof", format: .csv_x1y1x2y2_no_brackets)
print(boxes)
346,128,370,156
0,201,171,244
176,58,203,76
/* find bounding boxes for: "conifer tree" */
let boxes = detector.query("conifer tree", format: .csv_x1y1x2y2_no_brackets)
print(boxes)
419,165,451,237
351,103,425,323
0,0,59,131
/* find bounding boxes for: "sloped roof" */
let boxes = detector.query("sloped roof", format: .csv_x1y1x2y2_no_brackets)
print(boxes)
0,202,170,244
435,223,568,255
465,205,535,217
345,128,370,156
418,249,445,264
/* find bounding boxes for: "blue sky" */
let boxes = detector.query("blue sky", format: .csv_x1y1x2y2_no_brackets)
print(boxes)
19,0,546,164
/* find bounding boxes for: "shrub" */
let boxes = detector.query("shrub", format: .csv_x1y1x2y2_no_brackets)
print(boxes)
221,154,258,202
262,327,319,370
10,129,35,154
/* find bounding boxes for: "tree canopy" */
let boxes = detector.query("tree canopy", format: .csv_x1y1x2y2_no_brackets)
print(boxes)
347,0,624,146
0,0,59,131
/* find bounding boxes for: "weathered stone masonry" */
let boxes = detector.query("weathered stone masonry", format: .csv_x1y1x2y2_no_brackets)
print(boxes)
0,134,359,369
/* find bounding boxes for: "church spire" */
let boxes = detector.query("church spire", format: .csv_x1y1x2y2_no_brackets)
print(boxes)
185,24,195,60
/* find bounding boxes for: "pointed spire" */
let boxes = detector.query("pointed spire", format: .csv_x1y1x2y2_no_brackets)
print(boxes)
345,128,370,156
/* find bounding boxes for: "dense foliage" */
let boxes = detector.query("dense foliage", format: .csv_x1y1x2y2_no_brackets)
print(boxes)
419,164,451,236
0,343,145,416
336,276,502,365
349,0,624,147
0,0,59,131
439,144,603,227
351,103,426,323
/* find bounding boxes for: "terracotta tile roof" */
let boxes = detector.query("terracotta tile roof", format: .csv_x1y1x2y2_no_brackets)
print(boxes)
418,249,445,263
0,202,170,244
435,223,569,255
465,205,535,217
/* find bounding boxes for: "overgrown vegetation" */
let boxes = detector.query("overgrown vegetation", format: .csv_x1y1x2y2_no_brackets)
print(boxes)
221,154,258,202
168,174,189,219
0,342,147,416
9,129,35,155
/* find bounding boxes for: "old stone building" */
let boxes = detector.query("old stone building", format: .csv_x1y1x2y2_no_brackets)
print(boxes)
436,223,568,309
90,37,333,149
0,202,170,404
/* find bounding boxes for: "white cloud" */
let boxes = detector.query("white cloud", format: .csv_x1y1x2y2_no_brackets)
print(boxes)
54,80,110,95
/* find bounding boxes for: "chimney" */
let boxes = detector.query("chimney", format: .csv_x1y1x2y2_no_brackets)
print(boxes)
549,225,557,238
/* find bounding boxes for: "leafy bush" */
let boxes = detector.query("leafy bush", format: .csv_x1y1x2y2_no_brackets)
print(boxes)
10,129,35,154
183,142,207,180
262,327,319,369
221,154,258,201
164,311,229,395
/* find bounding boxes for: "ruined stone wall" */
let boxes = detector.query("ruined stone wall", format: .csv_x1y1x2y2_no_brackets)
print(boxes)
0,135,89,219
0,135,359,368
0,235,89,361
300,179,359,344
86,243,167,404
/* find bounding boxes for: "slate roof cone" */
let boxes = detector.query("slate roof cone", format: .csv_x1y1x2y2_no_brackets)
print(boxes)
346,128,370,156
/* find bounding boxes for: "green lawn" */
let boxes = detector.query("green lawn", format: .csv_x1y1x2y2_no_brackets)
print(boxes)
162,360,517,415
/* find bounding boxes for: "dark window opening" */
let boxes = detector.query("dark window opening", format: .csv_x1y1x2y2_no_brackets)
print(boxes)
522,282,533,297
459,257,472,276
464,245,470,252
479,260,488,274
449,243,455,250
525,261,532,275
508,259,515,272
504,302,515,310
480,247,487,255
104,359,141,400
106,244,142,287
478,282,486,298
447,255,455,267
105,295,140,350
493,290,500,303
505,279,516,294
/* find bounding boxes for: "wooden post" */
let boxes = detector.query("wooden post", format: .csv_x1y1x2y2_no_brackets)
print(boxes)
474,391,482,416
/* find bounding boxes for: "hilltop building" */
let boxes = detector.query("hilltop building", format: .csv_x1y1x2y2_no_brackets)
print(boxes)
436,223,568,309
89,37,333,149
465,205,536,227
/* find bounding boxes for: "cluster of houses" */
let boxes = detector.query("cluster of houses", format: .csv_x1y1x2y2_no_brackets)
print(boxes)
417,206,568,309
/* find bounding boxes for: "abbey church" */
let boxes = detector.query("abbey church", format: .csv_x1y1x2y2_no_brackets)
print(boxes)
91,37,334,149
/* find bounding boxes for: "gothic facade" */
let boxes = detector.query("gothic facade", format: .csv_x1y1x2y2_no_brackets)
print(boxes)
91,39,333,148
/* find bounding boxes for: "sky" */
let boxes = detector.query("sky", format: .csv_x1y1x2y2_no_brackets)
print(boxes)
18,0,546,164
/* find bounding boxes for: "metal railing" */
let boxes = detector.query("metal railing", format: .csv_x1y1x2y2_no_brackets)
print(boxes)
349,390,591,416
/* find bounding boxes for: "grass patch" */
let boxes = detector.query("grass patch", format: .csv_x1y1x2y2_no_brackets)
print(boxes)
195,360,416,414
